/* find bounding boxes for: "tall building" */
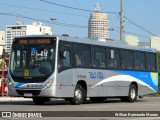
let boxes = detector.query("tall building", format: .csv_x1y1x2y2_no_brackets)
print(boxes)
88,3,109,39
0,31,5,55
6,21,52,53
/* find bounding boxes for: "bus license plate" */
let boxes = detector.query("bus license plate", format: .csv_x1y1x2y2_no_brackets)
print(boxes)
24,93,33,97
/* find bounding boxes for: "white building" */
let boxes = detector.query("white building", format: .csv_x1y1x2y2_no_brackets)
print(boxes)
150,36,160,51
138,42,150,48
0,31,5,55
88,3,109,39
125,35,139,46
6,22,52,53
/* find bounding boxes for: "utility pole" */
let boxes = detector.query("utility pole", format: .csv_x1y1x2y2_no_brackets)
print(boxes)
50,17,57,35
120,0,124,41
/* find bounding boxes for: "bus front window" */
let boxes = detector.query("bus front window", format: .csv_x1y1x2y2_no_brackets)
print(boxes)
10,46,55,77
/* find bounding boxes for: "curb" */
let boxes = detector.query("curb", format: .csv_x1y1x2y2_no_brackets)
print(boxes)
0,97,32,102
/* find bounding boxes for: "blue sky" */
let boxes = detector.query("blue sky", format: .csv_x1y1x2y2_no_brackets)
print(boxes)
0,0,160,41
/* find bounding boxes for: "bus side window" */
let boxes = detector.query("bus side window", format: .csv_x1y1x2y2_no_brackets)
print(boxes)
146,53,156,71
75,54,81,66
58,50,71,68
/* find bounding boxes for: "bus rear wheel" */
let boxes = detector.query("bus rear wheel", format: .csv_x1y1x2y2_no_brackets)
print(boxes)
70,84,86,105
127,84,137,102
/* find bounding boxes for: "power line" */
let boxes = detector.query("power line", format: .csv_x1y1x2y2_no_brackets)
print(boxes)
124,16,159,37
38,0,119,20
39,0,92,12
0,12,157,39
0,2,88,18
0,2,119,21
38,0,160,39
0,12,118,29
0,12,87,28
129,0,145,19
111,27,160,40
38,0,118,15
1,12,159,41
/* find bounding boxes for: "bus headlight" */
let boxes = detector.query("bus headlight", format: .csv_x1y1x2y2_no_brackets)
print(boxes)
44,80,53,88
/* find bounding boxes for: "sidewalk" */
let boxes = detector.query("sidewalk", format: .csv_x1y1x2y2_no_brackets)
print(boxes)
0,97,32,102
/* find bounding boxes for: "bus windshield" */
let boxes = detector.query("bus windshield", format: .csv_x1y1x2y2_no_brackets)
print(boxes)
10,46,55,78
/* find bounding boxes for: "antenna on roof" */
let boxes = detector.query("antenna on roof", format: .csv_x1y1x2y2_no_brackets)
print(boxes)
16,17,21,25
95,3,102,12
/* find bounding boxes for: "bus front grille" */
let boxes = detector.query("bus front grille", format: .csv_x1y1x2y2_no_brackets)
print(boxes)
16,90,41,96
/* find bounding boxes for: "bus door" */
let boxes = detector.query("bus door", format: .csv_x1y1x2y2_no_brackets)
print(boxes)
56,41,74,97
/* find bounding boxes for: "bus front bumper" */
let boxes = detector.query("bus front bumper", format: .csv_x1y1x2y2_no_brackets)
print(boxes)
8,87,56,97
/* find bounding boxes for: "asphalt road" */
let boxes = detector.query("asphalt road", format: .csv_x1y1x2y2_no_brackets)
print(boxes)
0,97,159,120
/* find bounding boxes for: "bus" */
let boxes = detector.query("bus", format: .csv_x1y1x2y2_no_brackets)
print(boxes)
8,35,158,105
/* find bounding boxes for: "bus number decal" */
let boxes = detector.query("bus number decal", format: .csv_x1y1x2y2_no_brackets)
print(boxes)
24,69,29,77
89,72,104,79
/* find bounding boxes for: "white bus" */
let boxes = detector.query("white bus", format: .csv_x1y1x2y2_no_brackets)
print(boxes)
8,35,158,105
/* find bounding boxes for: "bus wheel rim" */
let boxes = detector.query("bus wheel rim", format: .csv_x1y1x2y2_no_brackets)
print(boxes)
130,88,136,99
75,89,82,101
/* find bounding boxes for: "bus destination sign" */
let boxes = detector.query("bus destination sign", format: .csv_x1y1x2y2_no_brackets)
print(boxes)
19,39,51,45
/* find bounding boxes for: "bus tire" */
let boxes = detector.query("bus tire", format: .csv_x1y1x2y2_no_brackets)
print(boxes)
70,84,85,105
127,84,137,102
32,97,49,105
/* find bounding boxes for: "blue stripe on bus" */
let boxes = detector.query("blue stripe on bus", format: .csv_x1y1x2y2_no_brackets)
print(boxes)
109,70,158,92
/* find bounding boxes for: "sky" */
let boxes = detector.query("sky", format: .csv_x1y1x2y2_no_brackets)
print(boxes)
0,0,160,41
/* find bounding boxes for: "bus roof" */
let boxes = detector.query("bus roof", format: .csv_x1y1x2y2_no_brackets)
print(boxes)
14,35,156,53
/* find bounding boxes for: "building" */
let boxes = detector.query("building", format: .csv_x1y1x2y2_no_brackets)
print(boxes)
150,36,160,51
0,31,5,55
125,35,139,46
125,35,150,48
138,42,150,48
88,3,109,39
6,21,52,53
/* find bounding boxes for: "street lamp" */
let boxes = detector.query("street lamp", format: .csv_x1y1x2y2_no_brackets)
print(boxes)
50,17,57,35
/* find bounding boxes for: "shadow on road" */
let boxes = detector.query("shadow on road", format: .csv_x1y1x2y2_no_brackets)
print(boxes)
0,98,147,106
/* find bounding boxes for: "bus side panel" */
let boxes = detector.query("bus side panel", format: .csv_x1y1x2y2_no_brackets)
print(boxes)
138,85,157,96
106,81,130,97
87,70,130,97
56,69,74,97
73,69,107,97
107,70,158,96
88,86,107,97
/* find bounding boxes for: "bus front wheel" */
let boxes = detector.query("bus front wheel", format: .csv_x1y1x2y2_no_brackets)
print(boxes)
70,84,85,105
